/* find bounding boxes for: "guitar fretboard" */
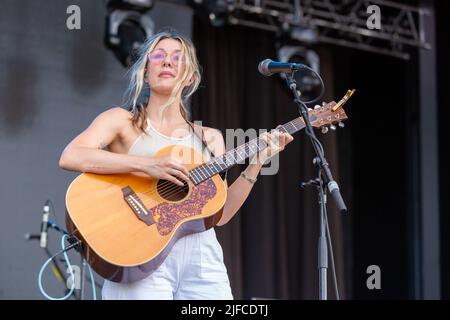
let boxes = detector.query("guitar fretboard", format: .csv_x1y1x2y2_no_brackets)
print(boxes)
189,116,306,185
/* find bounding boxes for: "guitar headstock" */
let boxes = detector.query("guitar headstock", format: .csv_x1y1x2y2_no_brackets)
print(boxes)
308,90,354,133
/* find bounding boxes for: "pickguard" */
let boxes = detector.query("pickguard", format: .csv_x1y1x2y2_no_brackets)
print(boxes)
150,179,217,235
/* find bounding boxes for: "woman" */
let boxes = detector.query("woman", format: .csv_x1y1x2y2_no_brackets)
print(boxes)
59,29,293,300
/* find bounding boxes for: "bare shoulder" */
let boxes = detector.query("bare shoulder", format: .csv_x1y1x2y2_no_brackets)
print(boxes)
62,107,134,151
91,107,133,131
100,107,133,123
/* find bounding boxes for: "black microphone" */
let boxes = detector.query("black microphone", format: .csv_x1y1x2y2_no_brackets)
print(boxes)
24,233,41,241
258,59,307,76
40,200,50,248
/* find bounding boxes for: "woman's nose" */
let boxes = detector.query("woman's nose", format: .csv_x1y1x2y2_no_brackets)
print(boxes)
162,55,172,67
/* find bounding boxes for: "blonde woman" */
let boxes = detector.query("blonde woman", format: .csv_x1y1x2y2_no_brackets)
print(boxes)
59,29,293,299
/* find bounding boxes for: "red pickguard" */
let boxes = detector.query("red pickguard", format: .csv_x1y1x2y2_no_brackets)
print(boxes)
149,179,217,235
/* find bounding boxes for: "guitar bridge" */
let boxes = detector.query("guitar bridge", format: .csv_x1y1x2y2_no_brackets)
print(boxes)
122,186,155,226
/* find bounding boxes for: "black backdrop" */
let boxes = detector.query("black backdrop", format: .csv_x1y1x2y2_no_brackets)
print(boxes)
436,0,450,300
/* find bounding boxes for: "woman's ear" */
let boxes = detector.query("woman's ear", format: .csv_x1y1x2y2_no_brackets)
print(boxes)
188,74,196,84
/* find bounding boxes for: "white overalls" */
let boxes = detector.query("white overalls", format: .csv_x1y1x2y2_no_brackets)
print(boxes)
102,119,233,300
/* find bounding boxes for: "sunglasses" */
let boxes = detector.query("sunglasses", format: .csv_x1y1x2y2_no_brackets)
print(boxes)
148,49,185,66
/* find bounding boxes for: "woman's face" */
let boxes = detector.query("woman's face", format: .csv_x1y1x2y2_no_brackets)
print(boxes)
146,38,189,95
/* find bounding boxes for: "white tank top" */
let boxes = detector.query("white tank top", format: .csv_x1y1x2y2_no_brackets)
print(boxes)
127,118,211,161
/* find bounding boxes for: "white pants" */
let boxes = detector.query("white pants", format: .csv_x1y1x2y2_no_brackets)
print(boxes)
102,228,233,300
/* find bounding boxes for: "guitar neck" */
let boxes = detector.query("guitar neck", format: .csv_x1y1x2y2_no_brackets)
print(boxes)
189,117,306,185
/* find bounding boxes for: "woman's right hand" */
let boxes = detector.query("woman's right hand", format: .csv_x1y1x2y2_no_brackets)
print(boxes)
142,156,190,186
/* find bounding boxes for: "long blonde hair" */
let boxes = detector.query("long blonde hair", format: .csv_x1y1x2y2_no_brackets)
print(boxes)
124,29,202,133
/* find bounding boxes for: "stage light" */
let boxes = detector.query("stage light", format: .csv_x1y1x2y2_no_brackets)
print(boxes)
104,0,155,67
290,26,319,45
277,45,321,102
190,0,234,27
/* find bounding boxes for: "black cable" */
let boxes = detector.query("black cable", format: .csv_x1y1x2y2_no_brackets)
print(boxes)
323,195,341,300
57,238,82,255
292,65,327,157
293,65,326,105
47,199,59,226
51,236,104,293
297,98,325,157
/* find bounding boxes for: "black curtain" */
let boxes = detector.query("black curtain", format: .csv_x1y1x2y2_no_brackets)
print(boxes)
436,0,450,299
192,17,346,299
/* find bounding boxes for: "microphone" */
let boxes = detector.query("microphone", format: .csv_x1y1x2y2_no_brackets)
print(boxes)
258,59,307,76
40,200,50,248
24,233,41,241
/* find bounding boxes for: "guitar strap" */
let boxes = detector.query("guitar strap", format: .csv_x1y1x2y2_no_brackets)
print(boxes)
186,121,228,182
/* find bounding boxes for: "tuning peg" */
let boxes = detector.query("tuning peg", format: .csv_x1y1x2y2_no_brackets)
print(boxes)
322,101,326,106
308,108,312,112
314,105,321,109
338,122,345,128
330,124,336,130
321,126,329,134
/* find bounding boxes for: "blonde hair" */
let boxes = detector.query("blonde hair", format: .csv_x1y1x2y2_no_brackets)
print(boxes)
124,29,202,133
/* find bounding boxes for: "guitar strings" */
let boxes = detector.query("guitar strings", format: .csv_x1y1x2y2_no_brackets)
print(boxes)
134,142,255,199
136,140,261,200
133,124,300,200
133,135,281,201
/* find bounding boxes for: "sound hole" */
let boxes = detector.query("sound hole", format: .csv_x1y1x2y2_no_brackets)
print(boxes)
156,179,189,202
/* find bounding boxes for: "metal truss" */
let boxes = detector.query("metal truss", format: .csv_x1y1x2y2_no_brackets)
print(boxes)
215,0,431,59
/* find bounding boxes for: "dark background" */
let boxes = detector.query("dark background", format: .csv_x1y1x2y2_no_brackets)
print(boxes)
0,0,448,299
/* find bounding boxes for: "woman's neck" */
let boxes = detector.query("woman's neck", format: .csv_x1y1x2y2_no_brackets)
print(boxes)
145,93,186,125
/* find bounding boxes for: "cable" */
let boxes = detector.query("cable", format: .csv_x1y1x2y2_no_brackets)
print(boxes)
35,200,97,300
297,98,325,158
87,263,97,300
47,199,59,226
38,234,97,300
38,234,78,300
294,65,326,105
323,193,341,300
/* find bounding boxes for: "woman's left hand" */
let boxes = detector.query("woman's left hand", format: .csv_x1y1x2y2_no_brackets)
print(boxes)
253,128,294,165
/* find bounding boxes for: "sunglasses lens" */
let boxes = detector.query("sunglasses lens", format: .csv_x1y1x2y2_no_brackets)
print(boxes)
148,51,184,66
149,52,165,62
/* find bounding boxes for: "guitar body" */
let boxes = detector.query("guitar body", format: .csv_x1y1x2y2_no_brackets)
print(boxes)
65,145,227,283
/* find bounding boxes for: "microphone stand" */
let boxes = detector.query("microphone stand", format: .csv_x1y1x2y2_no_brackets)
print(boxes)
284,72,347,300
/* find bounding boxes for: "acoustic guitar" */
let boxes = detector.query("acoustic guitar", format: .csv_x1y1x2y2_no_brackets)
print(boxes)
65,95,351,283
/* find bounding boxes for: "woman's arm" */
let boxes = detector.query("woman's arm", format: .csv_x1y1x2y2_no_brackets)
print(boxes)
59,107,146,173
59,107,189,186
202,127,293,226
